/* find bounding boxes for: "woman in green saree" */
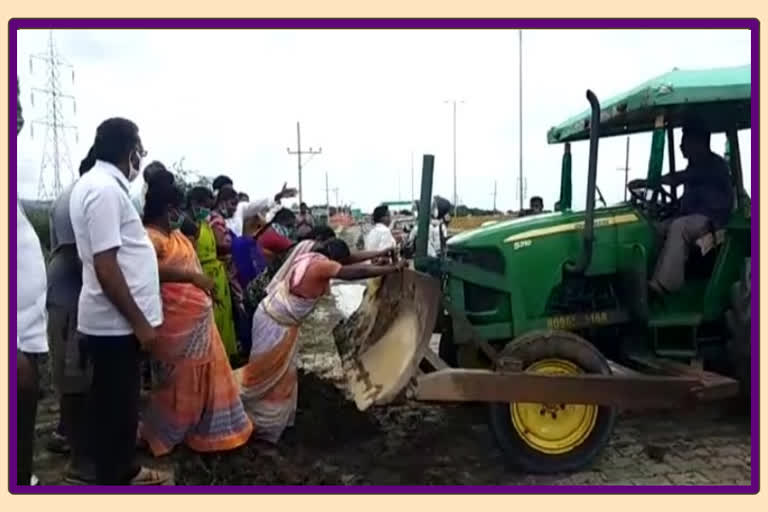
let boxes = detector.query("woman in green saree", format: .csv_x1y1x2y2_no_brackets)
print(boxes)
185,187,238,357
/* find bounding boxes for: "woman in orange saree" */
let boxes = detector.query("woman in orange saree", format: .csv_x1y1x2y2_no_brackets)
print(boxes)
238,239,403,443
140,182,253,456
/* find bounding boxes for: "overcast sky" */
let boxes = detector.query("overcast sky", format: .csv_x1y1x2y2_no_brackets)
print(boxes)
16,29,752,212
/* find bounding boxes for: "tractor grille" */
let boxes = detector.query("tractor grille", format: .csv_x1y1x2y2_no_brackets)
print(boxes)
447,247,505,274
464,282,504,313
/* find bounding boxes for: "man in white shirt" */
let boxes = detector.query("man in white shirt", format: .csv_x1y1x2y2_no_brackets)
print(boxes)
296,202,315,239
407,219,443,257
407,197,452,258
17,203,50,486
365,205,397,252
16,77,48,487
69,117,169,486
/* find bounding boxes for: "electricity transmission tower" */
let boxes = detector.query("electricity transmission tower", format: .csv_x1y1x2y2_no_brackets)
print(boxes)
287,122,322,205
30,31,78,201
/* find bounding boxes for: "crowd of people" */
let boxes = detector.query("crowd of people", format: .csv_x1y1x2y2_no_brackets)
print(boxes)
16,80,407,486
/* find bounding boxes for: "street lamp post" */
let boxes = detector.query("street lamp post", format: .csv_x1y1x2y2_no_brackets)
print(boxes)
445,99,464,214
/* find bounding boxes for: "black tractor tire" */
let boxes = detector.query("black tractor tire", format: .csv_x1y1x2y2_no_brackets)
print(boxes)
488,330,618,474
726,259,751,408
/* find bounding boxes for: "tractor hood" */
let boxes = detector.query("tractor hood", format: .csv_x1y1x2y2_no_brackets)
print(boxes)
447,206,637,249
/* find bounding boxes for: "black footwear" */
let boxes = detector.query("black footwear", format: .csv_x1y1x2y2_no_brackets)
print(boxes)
46,431,71,455
63,464,98,485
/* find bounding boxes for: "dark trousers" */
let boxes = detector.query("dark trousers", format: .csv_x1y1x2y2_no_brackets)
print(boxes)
17,351,41,486
82,334,141,484
61,393,94,475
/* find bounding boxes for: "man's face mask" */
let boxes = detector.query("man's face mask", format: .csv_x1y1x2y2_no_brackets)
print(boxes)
192,206,211,222
128,146,145,182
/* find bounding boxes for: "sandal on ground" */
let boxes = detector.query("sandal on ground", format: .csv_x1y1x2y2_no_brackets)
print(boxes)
130,466,173,486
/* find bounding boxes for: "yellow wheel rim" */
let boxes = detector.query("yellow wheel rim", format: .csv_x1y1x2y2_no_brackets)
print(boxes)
510,358,598,455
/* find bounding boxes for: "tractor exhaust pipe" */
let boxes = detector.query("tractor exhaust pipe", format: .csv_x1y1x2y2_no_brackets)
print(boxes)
415,154,435,260
566,90,601,274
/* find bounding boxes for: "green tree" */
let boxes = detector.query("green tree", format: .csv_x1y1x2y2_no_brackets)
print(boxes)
171,157,213,193
23,205,51,261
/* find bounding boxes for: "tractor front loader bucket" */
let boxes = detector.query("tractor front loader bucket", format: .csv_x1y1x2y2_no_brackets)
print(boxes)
333,269,442,411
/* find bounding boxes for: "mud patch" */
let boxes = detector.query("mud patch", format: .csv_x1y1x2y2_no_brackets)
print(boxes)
284,369,380,449
175,369,380,486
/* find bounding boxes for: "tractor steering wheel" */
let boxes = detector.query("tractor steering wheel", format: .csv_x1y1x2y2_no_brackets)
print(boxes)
627,181,679,220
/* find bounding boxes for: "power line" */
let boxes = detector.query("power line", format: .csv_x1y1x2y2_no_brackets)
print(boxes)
30,31,78,201
286,121,321,205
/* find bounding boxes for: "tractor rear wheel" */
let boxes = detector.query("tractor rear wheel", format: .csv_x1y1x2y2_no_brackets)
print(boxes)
726,259,751,408
488,330,617,473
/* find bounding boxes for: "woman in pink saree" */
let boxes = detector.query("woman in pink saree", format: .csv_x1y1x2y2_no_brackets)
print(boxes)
238,239,402,443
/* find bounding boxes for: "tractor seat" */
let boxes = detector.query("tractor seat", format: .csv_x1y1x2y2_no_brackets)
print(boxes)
695,229,726,256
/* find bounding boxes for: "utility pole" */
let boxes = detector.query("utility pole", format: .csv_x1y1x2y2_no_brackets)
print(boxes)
30,31,78,200
617,137,631,201
518,29,524,212
493,180,498,212
287,121,321,205
325,170,331,219
444,99,464,214
410,151,415,205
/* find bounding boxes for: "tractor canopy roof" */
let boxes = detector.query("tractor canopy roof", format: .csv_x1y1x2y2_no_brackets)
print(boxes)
547,65,751,144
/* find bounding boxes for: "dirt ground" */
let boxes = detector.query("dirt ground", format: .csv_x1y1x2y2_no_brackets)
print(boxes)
31,289,752,487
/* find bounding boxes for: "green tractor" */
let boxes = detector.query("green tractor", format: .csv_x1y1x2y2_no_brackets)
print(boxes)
415,65,752,473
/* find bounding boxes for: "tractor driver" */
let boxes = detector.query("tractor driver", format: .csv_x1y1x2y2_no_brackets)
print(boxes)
629,122,733,296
